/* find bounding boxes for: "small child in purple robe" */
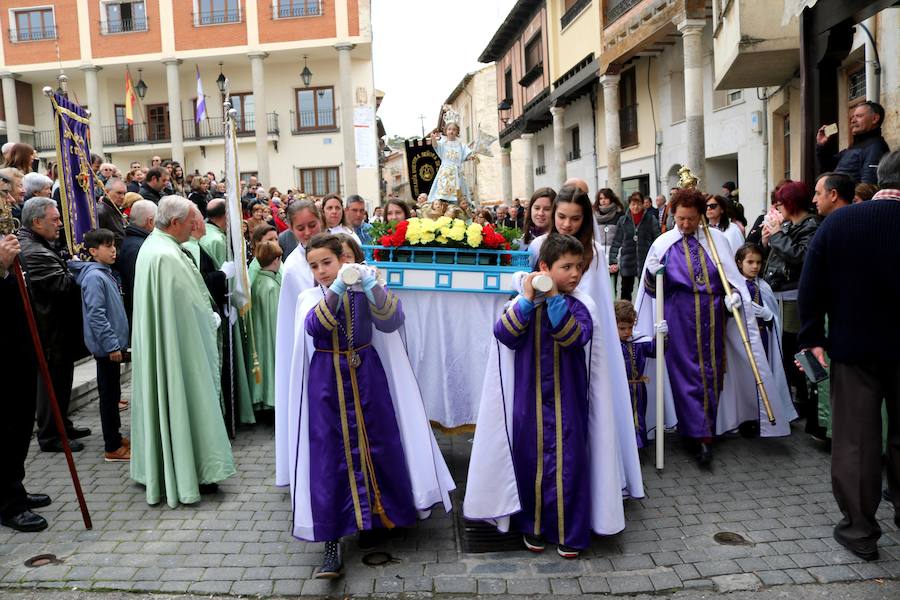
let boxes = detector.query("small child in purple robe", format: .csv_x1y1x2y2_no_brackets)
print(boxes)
494,234,593,559
303,234,416,579
614,300,656,450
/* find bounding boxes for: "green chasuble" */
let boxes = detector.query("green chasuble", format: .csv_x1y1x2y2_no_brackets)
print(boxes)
199,223,226,266
199,223,255,425
250,269,280,409
249,257,284,286
130,229,235,507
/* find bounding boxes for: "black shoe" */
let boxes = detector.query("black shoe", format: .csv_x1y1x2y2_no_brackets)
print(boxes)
883,488,891,503
199,483,219,495
41,440,84,453
557,544,581,559
523,534,545,553
67,427,92,440
833,530,878,562
738,421,760,438
1,510,48,532
25,494,51,509
697,443,713,468
358,528,387,551
315,541,343,579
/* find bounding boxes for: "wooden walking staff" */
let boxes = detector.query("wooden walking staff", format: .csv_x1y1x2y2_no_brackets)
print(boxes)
678,166,776,425
0,198,92,530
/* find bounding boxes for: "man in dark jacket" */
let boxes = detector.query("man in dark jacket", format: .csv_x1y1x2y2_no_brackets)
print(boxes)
0,233,51,532
609,193,660,301
16,198,90,453
816,101,889,184
118,200,157,326
97,177,128,248
138,167,169,204
798,150,900,562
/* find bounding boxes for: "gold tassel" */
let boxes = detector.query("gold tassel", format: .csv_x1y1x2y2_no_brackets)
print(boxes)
252,353,262,385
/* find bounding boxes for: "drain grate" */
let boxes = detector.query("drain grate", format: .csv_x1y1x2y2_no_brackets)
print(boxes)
24,554,62,568
713,532,752,546
455,510,523,553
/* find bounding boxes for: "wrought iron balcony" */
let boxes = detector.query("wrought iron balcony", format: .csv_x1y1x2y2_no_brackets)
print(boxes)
8,26,57,42
273,1,323,19
100,18,149,34
562,0,592,29
535,165,546,175
194,9,242,26
567,150,582,161
606,0,642,25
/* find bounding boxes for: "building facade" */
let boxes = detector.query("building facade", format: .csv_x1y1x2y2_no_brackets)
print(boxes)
0,0,380,204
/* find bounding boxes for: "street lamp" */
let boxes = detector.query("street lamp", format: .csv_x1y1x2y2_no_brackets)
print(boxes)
497,98,512,126
300,55,313,87
135,69,148,100
216,62,227,94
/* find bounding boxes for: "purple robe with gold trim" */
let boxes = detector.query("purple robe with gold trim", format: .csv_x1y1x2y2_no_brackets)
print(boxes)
304,288,417,541
495,295,594,549
621,338,656,448
645,235,727,439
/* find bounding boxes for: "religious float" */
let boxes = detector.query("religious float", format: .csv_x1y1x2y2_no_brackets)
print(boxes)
362,217,527,428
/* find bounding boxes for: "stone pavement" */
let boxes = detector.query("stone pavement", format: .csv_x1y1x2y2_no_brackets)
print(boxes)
0,390,898,598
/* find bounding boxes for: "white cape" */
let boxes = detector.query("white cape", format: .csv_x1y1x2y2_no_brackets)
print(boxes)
275,245,315,487
464,290,627,535
527,235,644,499
286,288,455,540
634,227,796,437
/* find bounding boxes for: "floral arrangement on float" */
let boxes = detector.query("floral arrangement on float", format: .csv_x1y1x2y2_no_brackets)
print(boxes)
368,217,525,266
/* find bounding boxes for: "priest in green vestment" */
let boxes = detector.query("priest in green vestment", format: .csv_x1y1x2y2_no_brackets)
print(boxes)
130,196,235,507
200,199,255,425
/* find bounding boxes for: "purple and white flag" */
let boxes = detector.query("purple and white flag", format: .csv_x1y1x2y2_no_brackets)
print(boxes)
195,65,207,123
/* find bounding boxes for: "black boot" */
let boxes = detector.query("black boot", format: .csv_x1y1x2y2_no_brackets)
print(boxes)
697,443,713,468
315,541,343,579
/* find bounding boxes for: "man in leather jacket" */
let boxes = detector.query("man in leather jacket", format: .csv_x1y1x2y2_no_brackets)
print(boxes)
816,102,890,184
16,197,91,453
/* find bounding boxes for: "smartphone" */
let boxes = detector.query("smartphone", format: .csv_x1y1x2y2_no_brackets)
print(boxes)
794,350,828,383
823,123,839,138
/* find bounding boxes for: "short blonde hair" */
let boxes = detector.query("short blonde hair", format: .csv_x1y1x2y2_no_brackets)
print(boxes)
255,240,283,268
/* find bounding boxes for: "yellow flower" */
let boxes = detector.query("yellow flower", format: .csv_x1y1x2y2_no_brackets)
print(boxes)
436,234,449,244
466,223,483,248
447,221,466,241
405,218,422,245
434,216,452,229
421,230,435,244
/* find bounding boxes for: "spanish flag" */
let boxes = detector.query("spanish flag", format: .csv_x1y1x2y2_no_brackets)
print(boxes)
125,71,137,125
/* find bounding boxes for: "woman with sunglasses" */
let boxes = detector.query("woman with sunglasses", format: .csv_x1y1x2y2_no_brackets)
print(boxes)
705,195,745,255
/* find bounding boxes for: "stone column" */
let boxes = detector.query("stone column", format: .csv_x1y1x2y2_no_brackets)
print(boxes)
163,59,184,166
81,65,103,154
550,104,567,188
1,73,21,143
500,144,512,203
678,19,706,186
249,52,270,185
599,73,621,197
335,43,357,197
520,133,534,198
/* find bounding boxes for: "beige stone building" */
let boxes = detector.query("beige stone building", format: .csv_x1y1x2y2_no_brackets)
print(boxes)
0,0,381,204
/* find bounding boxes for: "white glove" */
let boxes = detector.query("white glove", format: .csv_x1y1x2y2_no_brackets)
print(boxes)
512,270,528,294
211,311,222,330
723,292,743,314
225,305,238,326
751,301,774,321
654,320,669,336
220,261,236,280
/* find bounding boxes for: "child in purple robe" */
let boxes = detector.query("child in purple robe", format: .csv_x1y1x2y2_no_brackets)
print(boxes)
303,234,417,578
614,300,659,450
494,234,594,558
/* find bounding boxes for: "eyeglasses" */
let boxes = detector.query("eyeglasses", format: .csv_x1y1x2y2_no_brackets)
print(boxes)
706,204,719,209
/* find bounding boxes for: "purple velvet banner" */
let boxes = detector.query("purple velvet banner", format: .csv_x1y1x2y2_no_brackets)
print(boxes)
53,92,97,256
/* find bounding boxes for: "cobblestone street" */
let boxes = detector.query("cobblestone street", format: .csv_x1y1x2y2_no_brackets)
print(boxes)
1,390,898,597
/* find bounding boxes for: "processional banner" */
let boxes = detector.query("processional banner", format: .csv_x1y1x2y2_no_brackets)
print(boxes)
50,92,97,256
404,138,441,198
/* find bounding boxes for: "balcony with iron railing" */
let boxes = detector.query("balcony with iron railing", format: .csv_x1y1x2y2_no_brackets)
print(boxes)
561,0,592,29
605,0,643,25
290,108,339,134
535,165,546,175
194,8,242,26
34,113,279,151
100,17,149,34
272,1,323,19
619,104,639,148
8,26,57,43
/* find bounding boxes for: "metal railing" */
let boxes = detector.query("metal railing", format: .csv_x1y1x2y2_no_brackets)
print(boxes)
273,1,323,18
290,108,338,133
535,165,546,176
561,0,591,29
194,9,242,26
567,150,581,161
8,26,57,42
619,104,639,148
33,130,56,152
606,0,642,25
100,18,149,34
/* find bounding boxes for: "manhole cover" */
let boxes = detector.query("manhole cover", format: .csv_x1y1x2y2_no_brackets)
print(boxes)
714,532,751,546
24,554,61,568
361,551,397,566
